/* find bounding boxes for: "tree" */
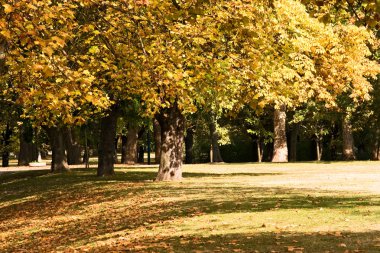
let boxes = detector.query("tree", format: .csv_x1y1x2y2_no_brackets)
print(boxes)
234,0,379,162
291,102,338,161
301,0,380,161
1,1,111,172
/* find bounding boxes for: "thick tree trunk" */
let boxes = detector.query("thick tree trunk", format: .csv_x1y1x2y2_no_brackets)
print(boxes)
185,126,195,164
18,139,38,165
272,105,288,162
209,114,223,163
125,124,138,164
153,119,161,164
46,127,69,172
342,115,355,160
18,124,38,166
63,127,82,165
2,124,12,167
289,124,299,162
97,106,118,176
156,104,184,181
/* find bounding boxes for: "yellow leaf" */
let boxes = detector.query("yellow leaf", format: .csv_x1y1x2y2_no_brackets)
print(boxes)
3,4,13,14
0,29,11,39
43,47,54,57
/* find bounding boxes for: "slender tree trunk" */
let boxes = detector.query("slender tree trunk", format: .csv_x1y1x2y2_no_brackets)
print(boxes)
257,140,263,163
121,135,128,164
316,138,323,161
46,127,69,172
209,114,223,163
185,126,195,164
342,115,355,160
156,104,184,181
272,104,288,162
63,127,82,165
18,124,38,166
153,119,161,164
289,124,299,162
125,124,138,164
2,124,12,167
114,135,119,164
98,106,118,176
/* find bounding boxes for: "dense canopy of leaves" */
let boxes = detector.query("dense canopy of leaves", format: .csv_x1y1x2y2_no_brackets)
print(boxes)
1,0,379,126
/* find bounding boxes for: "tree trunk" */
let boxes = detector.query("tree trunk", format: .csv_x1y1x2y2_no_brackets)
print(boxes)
125,124,138,164
2,124,12,167
257,140,263,163
63,127,82,165
46,127,69,172
97,106,118,176
272,104,288,162
114,135,119,164
153,119,161,164
18,124,38,166
342,115,355,160
121,135,128,163
185,126,195,164
316,138,323,161
371,128,380,160
209,114,223,163
155,104,185,181
289,124,299,162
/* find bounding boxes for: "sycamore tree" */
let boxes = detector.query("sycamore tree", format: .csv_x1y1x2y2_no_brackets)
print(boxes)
300,0,380,160
72,0,243,179
2,0,379,178
232,0,380,162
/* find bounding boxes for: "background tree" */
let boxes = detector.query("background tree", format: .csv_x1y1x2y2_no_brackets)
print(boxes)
1,1,111,172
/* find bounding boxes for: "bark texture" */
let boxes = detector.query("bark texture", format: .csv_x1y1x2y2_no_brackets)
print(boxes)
18,124,38,166
153,119,161,164
272,105,288,162
46,127,69,172
209,114,223,163
342,115,355,160
156,104,184,181
125,124,138,164
63,127,82,165
98,106,118,176
185,126,195,164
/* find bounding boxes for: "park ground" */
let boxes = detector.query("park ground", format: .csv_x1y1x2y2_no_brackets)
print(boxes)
1,162,380,252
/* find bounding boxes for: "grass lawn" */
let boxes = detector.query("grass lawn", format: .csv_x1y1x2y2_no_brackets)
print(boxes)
1,162,380,252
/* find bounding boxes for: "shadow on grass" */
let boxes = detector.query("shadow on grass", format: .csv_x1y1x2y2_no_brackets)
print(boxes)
0,169,282,201
1,169,380,252
95,231,380,253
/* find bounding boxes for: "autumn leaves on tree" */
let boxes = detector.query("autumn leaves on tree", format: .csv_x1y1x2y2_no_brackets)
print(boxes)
1,0,379,179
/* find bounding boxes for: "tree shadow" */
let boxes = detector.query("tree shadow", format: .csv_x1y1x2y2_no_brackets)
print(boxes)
1,169,380,252
94,231,380,252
